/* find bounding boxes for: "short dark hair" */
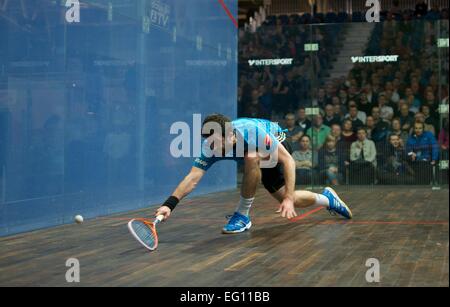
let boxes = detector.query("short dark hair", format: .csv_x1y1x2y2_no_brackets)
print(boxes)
389,133,400,141
300,134,311,142
201,114,232,138
357,127,367,134
414,121,425,130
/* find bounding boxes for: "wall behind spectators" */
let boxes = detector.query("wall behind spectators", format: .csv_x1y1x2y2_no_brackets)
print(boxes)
0,0,238,236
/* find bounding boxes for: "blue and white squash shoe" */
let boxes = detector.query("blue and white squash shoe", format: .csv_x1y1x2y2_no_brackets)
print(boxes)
222,212,252,234
322,187,353,219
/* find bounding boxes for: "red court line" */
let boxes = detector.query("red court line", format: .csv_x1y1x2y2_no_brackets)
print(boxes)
290,206,325,222
218,0,238,29
317,220,449,226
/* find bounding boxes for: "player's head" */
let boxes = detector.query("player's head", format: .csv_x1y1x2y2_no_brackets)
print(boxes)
201,114,234,154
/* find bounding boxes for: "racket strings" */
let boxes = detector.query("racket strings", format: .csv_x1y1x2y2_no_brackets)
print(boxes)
132,220,157,247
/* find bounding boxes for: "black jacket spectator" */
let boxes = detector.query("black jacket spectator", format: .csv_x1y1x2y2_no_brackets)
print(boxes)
323,115,342,128
378,135,414,184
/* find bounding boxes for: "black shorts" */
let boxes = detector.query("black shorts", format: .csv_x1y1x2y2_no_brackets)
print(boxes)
261,140,293,194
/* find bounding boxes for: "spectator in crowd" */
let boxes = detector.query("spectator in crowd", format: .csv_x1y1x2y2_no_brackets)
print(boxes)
378,134,415,184
296,107,312,132
323,104,341,127
414,112,436,135
378,94,394,122
398,102,415,133
422,104,439,134
306,114,331,150
334,104,346,122
438,118,449,160
341,118,357,144
331,96,341,107
371,107,391,143
406,121,439,184
404,87,421,113
244,89,268,119
284,113,304,150
358,92,374,116
318,135,345,185
407,121,439,164
423,91,438,115
272,73,289,115
333,122,351,163
384,81,400,104
364,83,377,105
345,104,365,132
339,89,349,106
389,118,410,146
350,100,367,123
292,135,314,185
366,115,375,140
313,88,330,109
258,84,273,118
349,127,377,184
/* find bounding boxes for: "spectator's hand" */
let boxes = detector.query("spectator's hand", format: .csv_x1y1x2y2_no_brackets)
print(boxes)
345,161,350,166
431,161,436,166
410,152,417,161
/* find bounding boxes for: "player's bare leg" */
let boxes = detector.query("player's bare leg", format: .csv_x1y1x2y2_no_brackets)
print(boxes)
271,186,318,208
241,154,261,199
223,154,261,234
271,186,353,219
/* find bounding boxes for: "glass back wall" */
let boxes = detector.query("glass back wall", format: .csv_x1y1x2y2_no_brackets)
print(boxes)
239,18,449,190
0,0,238,236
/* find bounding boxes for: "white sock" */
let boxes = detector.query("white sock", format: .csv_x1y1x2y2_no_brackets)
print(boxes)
236,196,254,216
315,194,330,208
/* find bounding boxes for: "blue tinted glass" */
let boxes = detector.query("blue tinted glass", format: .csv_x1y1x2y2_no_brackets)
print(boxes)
0,0,237,236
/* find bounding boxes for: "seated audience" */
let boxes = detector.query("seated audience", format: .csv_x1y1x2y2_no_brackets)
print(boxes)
413,112,436,136
318,135,345,185
389,118,409,146
349,127,377,184
296,107,312,132
284,113,304,151
292,135,315,185
306,114,331,150
371,107,391,143
378,134,415,184
406,121,439,184
323,104,341,127
345,104,365,132
438,118,449,160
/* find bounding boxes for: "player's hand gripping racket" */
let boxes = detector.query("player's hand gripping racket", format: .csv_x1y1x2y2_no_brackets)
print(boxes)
127,215,164,251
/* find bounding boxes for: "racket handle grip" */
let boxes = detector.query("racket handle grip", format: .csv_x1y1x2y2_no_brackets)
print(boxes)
155,215,164,224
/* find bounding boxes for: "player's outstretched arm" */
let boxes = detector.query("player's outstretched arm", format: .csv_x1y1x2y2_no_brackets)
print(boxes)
155,167,205,220
276,144,298,219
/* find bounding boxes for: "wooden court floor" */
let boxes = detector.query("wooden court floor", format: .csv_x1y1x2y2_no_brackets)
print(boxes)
0,186,448,287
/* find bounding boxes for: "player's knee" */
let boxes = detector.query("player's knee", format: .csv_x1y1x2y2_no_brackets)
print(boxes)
244,154,260,166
